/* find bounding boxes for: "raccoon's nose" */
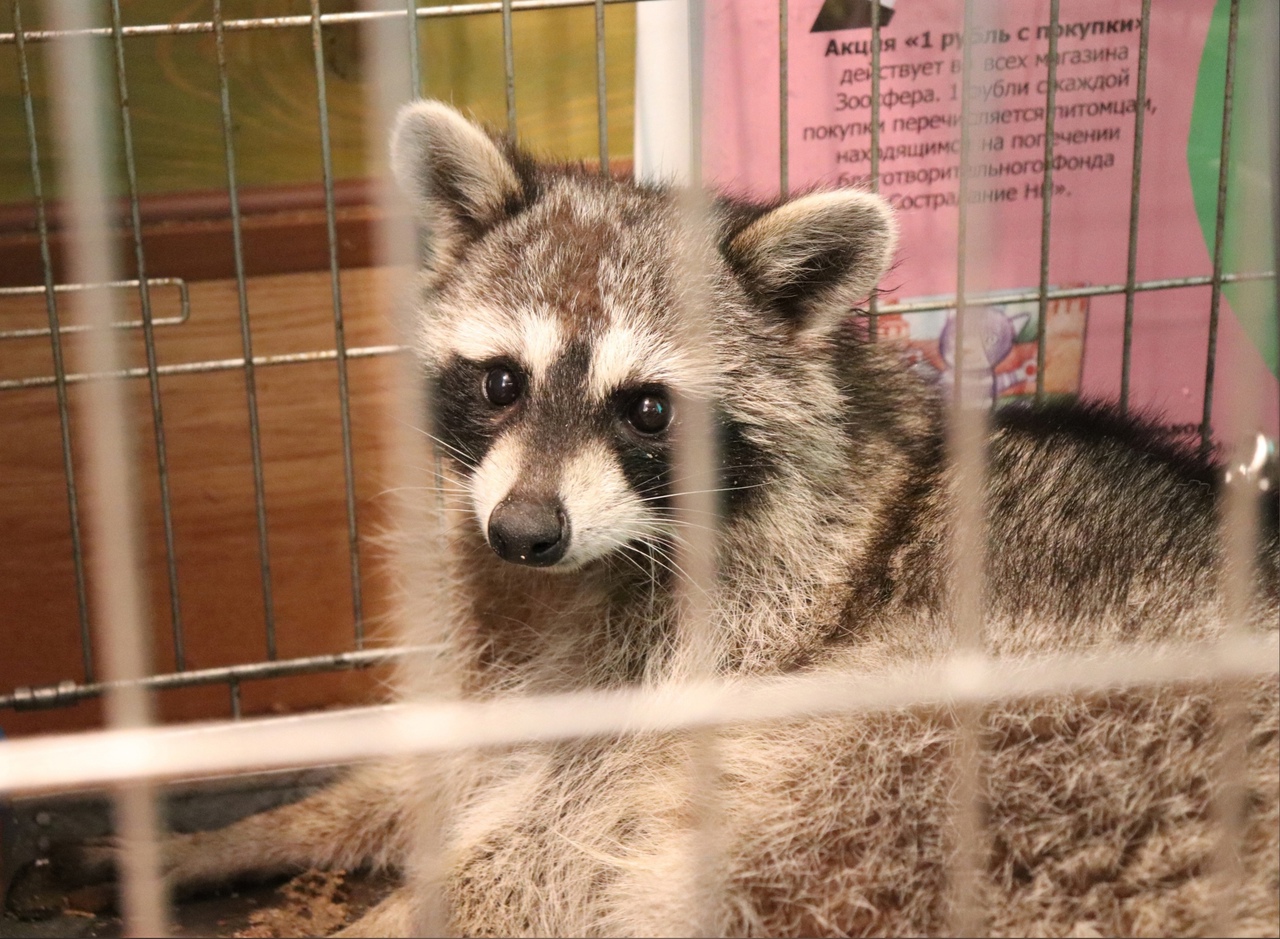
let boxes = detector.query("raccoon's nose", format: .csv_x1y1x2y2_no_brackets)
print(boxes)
487,498,569,567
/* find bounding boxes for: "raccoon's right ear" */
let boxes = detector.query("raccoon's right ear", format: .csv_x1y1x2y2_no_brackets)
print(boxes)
390,100,525,270
724,190,897,336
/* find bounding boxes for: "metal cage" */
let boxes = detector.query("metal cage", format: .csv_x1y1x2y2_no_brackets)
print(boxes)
0,0,1276,935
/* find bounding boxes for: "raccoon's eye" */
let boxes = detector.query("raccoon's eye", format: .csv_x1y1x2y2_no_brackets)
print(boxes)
483,365,523,407
626,391,671,435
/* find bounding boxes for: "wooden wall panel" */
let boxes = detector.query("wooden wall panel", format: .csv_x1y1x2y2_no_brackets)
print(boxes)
0,1,636,203
1,267,408,737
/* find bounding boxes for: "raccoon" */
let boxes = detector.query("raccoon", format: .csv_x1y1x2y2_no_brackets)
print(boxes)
54,101,1279,937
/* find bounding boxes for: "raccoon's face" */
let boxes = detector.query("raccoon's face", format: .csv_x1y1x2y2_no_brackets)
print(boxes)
391,102,897,573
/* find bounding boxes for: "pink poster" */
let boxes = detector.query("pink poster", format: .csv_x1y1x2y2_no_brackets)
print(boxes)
703,0,1278,438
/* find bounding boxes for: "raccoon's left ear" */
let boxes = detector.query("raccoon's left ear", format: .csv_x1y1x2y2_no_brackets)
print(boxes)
724,191,897,334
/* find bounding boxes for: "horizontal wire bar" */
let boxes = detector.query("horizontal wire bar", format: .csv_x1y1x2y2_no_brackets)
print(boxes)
0,0,659,45
0,645,426,711
0,277,189,340
871,269,1275,316
5,271,1273,392
0,633,1274,795
0,343,403,391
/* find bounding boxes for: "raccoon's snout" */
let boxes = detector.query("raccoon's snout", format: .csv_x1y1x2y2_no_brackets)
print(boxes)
488,498,569,567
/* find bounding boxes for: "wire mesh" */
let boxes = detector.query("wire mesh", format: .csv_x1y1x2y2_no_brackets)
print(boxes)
0,0,1276,935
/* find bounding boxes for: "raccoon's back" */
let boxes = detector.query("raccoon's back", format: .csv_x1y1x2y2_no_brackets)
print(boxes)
977,402,1278,647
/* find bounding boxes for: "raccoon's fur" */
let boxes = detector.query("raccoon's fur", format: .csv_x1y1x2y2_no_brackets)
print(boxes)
66,101,1279,937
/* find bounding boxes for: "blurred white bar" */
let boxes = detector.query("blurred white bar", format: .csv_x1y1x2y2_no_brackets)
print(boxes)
1,634,1274,797
44,0,167,934
668,0,726,929
947,0,997,929
634,0,690,183
1210,0,1274,925
361,1,452,934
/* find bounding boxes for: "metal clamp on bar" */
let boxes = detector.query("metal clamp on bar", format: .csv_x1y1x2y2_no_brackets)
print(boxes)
0,277,191,341
10,680,82,712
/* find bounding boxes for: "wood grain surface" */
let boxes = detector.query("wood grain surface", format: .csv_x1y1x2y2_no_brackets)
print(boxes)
0,0,638,737
0,0,636,202
1,266,409,736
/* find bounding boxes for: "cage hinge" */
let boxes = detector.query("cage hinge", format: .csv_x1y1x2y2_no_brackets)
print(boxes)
10,680,81,711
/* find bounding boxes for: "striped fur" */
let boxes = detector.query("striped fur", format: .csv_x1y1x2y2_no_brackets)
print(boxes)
60,101,1278,938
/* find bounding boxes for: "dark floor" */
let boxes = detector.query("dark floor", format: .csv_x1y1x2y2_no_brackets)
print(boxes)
1,768,389,938
1,868,395,939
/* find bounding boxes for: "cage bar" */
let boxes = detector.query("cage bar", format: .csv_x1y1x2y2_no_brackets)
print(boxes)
362,0,455,930
10,0,93,684
0,646,422,713
777,0,787,197
1201,0,1242,451
1208,1,1274,922
44,0,168,931
666,1,732,930
1119,0,1153,413
212,0,278,659
407,0,423,97
1,343,404,393
228,678,242,720
595,0,608,172
1212,435,1263,933
947,0,992,929
864,0,880,340
1,632,1275,796
108,0,187,672
8,273,1277,397
1033,0,1060,402
502,0,517,136
0,0,659,45
310,0,367,652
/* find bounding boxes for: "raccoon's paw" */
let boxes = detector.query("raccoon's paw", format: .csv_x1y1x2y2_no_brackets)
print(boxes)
5,838,121,921
42,831,214,897
49,835,120,887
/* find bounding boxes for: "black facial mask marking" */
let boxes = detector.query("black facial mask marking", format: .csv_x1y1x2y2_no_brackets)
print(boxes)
433,357,502,469
432,351,774,538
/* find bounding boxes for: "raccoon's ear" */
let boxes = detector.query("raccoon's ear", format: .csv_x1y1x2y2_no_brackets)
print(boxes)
390,100,525,267
724,191,897,334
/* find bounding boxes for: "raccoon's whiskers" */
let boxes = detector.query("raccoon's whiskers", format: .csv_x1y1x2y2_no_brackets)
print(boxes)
375,484,473,499
397,420,480,465
615,532,708,600
647,515,724,539
614,542,663,584
633,481,769,506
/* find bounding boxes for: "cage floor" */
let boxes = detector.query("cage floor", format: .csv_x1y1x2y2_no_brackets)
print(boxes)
1,768,390,938
1,867,395,938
